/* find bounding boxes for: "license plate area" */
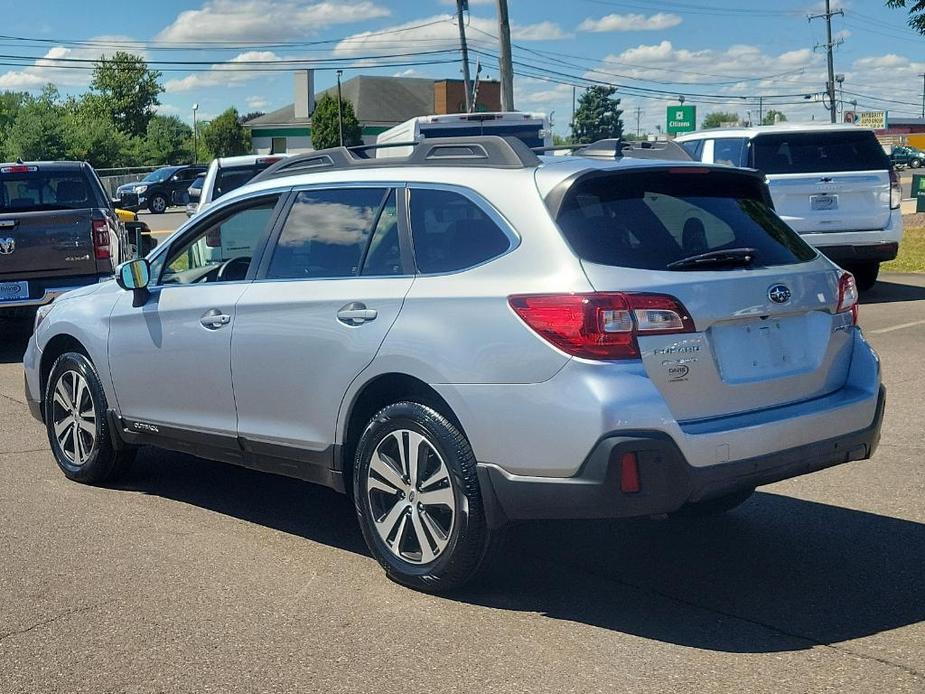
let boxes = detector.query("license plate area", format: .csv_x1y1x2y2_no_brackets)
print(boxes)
0,280,29,302
710,315,815,383
810,193,838,211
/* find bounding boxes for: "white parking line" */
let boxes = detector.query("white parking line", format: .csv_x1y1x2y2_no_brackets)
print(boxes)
870,319,925,334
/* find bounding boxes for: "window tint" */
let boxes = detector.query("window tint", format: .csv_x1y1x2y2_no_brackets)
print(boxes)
713,138,748,167
556,171,816,271
362,191,403,276
752,131,889,174
267,188,387,279
0,171,93,212
680,140,704,161
409,189,511,273
158,196,279,285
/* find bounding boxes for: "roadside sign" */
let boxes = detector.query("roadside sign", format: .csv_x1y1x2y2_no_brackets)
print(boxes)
912,174,925,213
858,111,888,130
667,105,696,135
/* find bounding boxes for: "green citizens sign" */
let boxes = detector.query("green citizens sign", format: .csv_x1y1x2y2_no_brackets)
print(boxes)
667,105,696,135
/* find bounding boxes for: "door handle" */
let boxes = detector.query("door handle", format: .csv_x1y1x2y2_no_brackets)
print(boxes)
337,302,378,326
200,308,231,330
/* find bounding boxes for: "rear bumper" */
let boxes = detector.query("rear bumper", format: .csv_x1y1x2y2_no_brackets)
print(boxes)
818,242,899,264
478,385,885,524
0,275,105,310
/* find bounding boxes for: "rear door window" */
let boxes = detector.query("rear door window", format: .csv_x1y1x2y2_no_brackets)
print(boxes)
712,138,748,167
408,188,512,273
555,170,817,271
752,131,889,174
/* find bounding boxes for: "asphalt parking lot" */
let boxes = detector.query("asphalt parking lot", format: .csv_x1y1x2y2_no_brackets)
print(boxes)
1,274,924,693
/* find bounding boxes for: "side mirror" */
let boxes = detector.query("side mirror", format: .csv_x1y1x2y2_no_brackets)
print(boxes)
116,259,151,307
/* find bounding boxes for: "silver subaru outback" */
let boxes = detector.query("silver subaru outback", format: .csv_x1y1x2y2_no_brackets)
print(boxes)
23,137,884,592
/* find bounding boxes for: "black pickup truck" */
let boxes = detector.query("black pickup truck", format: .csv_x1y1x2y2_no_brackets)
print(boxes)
0,161,128,317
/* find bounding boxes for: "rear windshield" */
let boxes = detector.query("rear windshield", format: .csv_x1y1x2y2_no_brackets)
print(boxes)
555,169,817,271
752,131,889,174
214,164,271,199
0,170,95,212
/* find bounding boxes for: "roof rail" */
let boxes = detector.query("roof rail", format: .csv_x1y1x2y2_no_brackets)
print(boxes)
250,136,540,184
532,139,692,162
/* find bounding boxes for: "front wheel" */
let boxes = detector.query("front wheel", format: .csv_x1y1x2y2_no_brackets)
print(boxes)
148,193,168,214
912,158,922,168
353,401,494,592
45,352,135,484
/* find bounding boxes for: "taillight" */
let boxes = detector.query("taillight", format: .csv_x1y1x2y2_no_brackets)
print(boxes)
205,228,222,247
837,272,859,325
508,292,695,360
889,168,902,210
91,219,111,260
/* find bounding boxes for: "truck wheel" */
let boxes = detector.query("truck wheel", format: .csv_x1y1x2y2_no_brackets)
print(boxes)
851,262,880,292
671,488,755,518
148,194,168,214
45,352,135,484
353,401,496,593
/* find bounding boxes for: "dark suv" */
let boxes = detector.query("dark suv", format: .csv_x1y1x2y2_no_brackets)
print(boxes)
116,165,206,214
890,145,925,169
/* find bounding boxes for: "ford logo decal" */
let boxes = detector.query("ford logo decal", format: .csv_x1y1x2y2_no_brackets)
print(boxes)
768,284,791,304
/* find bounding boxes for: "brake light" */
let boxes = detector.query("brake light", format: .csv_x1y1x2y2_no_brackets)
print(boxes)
1,165,37,174
205,228,222,247
508,292,695,360
92,219,111,260
668,167,711,175
256,157,282,165
837,272,859,325
889,168,902,210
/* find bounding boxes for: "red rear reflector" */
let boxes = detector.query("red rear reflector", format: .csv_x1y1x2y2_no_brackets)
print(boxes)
620,452,641,493
205,228,222,247
91,219,111,260
508,292,695,360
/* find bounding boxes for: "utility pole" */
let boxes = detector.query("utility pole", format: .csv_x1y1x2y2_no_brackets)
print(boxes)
758,96,763,125
455,0,473,113
496,0,515,111
635,106,642,138
808,0,844,124
192,103,198,164
920,73,925,118
336,69,344,147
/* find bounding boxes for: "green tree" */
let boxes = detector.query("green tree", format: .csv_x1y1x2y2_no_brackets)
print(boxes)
200,107,250,159
89,51,163,138
3,85,66,161
239,111,265,125
762,110,787,125
310,93,362,149
0,91,27,146
702,111,739,129
142,114,193,164
552,133,573,146
571,86,623,144
62,97,133,168
887,0,925,32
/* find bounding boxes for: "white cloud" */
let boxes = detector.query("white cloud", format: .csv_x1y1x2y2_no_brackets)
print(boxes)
246,95,269,109
334,13,568,56
578,13,683,33
0,36,145,90
164,51,280,92
157,0,390,42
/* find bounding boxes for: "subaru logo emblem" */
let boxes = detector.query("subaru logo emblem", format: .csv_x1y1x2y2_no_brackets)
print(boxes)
768,284,791,304
0,237,14,255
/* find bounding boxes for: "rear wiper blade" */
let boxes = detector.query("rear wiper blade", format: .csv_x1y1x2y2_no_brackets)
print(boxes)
666,247,757,271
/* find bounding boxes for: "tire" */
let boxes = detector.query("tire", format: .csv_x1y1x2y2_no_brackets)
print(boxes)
44,352,135,484
671,488,755,518
148,193,168,214
353,401,495,592
912,158,922,168
851,262,880,292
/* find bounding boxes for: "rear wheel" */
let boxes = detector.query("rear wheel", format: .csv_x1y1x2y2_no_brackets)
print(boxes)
148,193,168,214
45,352,135,484
850,262,880,292
353,401,494,592
672,488,755,518
912,158,922,168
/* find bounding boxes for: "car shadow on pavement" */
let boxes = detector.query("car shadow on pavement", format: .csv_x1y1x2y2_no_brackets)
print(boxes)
0,318,31,364
118,450,925,654
861,278,925,304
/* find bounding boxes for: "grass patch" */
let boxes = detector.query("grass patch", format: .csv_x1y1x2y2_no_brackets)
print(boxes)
884,227,925,273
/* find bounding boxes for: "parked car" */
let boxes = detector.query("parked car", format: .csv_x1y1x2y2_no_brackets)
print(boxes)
676,124,902,290
890,144,925,169
0,161,128,318
184,175,205,218
24,137,884,592
116,164,206,214
185,154,289,219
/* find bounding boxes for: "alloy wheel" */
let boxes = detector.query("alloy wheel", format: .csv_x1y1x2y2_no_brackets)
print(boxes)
51,370,96,466
151,196,167,213
366,429,456,565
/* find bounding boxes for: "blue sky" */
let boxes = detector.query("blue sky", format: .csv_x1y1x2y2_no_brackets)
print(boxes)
1,0,923,133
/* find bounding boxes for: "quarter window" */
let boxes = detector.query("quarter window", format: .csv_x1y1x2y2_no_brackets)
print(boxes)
409,188,511,273
266,188,388,279
361,190,403,276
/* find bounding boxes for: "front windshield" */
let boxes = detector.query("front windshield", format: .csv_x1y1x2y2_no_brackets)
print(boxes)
143,168,176,183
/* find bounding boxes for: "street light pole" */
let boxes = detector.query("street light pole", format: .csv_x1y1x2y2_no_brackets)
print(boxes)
336,70,344,147
192,103,199,164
